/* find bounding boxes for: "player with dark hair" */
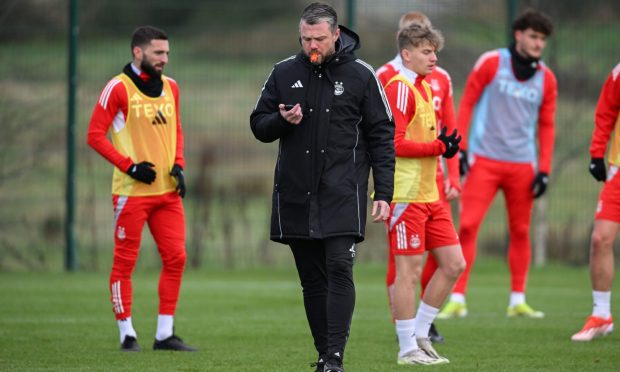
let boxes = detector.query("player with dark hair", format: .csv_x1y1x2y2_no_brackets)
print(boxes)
439,10,557,319
251,3,394,371
87,25,195,352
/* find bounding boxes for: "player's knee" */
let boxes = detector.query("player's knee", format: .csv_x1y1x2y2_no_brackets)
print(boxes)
300,280,327,297
454,255,467,276
327,258,353,277
444,256,466,280
112,253,138,274
162,249,187,272
395,268,421,287
510,224,529,242
458,220,479,240
591,229,614,252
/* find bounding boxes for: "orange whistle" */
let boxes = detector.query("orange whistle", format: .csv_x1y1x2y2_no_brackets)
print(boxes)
310,51,319,64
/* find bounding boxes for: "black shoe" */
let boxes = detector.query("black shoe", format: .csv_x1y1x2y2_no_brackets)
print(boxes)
310,354,326,372
153,334,197,351
429,322,445,343
324,362,344,372
324,352,344,372
120,336,140,352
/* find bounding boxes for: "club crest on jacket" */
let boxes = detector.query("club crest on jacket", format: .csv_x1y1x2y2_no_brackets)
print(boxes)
334,81,344,96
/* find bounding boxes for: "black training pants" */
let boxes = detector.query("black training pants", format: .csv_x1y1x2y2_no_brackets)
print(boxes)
289,236,356,359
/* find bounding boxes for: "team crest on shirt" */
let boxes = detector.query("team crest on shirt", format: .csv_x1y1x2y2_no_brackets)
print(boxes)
433,96,442,111
430,79,440,91
117,226,126,240
334,81,344,96
410,234,421,249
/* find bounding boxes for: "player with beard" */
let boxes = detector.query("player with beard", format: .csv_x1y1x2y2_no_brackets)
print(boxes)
87,25,195,352
439,10,557,319
251,3,394,371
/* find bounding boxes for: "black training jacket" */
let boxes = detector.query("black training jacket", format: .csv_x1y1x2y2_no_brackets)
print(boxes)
250,25,395,244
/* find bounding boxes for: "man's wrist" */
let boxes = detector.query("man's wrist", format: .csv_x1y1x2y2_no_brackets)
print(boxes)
373,197,392,204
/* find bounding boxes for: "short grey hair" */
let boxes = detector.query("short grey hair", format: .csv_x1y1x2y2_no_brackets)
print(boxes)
300,2,338,33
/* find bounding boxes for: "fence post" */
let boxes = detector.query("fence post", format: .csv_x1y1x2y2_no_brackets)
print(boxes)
533,198,548,266
346,0,356,30
66,0,79,271
506,0,518,43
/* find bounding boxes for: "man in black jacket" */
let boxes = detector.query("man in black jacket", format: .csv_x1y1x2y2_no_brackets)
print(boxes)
250,3,394,371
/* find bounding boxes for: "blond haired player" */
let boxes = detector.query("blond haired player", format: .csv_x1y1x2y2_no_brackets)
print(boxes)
377,11,460,344
382,23,465,365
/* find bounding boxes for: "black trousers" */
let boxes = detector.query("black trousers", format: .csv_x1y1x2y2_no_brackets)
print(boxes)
289,236,356,360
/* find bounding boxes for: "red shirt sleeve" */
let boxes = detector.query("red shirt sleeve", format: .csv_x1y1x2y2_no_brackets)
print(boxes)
385,79,445,158
457,51,500,150
436,69,460,190
590,65,620,158
86,79,133,172
537,67,557,173
376,63,398,87
167,78,185,169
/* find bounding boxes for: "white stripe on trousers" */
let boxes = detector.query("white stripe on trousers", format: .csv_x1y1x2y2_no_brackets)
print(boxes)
112,280,124,314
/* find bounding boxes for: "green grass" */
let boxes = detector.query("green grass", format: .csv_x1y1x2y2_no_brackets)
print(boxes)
1,258,619,371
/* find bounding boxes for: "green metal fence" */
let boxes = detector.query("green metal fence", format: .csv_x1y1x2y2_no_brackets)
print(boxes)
1,0,619,271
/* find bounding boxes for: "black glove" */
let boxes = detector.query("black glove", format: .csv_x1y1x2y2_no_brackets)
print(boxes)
589,158,607,182
459,150,470,177
532,172,549,198
437,127,461,159
170,164,186,198
126,161,156,184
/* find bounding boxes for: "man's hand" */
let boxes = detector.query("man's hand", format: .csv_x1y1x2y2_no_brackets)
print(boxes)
127,161,156,184
589,158,607,182
437,127,461,159
371,200,390,222
444,180,460,201
279,103,303,125
170,164,186,198
459,150,470,177
531,172,549,198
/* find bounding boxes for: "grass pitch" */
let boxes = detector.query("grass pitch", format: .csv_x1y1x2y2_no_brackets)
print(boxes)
1,258,619,371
